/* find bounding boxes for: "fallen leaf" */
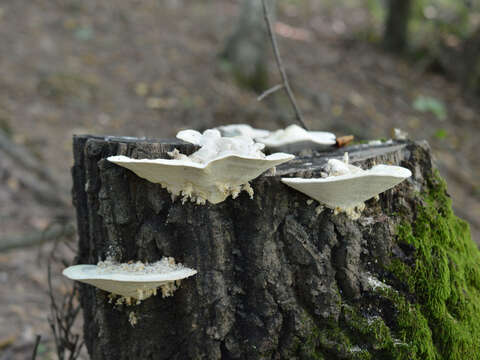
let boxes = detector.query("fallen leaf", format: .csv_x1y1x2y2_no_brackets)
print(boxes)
336,135,354,148
0,335,16,350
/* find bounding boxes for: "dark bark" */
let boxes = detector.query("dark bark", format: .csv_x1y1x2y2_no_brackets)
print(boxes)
384,0,413,52
72,136,436,359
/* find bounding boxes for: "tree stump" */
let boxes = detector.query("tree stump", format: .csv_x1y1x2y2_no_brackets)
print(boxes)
72,135,480,359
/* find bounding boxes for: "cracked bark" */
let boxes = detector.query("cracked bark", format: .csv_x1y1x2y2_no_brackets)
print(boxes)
72,135,433,359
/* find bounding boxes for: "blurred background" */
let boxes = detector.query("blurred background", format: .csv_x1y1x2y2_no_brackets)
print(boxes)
0,0,479,358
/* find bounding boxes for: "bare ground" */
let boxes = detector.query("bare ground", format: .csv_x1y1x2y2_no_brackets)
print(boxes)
1,0,479,358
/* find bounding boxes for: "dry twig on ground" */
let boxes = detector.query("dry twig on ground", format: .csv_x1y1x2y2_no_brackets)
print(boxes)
47,241,84,360
0,128,70,207
0,223,76,253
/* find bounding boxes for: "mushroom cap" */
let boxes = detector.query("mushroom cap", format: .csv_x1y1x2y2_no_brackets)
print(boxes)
258,124,336,152
281,164,412,208
63,264,197,299
108,152,294,204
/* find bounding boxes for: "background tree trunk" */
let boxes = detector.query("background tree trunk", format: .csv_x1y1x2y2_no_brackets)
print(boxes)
460,26,480,93
219,0,274,92
72,135,480,359
384,0,413,52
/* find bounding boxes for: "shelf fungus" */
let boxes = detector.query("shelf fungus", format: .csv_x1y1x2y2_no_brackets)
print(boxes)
214,124,270,139
257,124,336,152
108,129,294,204
62,257,197,304
282,154,412,219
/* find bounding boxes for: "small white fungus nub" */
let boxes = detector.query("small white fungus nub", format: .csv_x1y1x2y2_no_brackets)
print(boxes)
325,159,351,176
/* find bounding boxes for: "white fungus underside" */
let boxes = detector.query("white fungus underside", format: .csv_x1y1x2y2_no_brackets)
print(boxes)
63,257,197,301
108,148,293,205
282,159,411,214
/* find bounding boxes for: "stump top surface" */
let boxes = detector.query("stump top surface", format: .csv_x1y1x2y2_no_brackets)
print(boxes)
74,134,408,176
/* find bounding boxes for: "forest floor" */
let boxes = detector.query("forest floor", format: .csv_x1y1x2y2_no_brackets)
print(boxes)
1,0,479,358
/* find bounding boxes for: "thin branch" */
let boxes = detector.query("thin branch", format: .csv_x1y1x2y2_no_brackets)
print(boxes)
0,223,76,253
257,83,284,101
31,335,41,360
16,171,70,207
47,247,84,360
261,0,308,130
0,128,70,207
0,129,70,208
0,129,65,190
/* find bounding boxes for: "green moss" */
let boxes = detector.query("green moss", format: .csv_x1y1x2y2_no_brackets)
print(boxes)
294,172,480,359
294,317,352,360
390,173,480,359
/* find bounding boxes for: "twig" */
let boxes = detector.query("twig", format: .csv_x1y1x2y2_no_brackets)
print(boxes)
0,223,76,253
47,246,84,360
16,171,70,207
261,0,308,130
0,128,70,207
31,335,41,360
0,129,64,190
257,83,284,101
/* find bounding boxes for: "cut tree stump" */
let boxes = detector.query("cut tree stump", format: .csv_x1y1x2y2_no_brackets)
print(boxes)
72,135,480,359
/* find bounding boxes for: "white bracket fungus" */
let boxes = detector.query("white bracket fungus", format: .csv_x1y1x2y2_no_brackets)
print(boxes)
214,124,270,139
62,257,197,303
281,154,411,218
257,124,336,152
108,129,294,204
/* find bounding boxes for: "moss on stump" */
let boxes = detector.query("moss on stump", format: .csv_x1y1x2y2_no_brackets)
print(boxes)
295,173,480,360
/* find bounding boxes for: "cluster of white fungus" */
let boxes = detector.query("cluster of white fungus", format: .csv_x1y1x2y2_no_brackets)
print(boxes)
167,130,264,204
167,129,277,204
173,129,266,164
108,128,293,205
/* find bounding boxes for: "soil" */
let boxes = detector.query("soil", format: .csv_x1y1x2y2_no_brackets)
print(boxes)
0,0,479,358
